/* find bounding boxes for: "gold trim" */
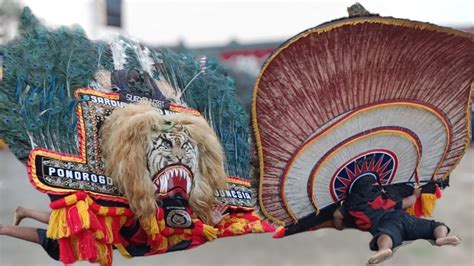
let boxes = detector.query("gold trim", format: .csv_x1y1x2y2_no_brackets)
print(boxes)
227,176,251,187
28,89,121,198
443,82,474,180
74,88,120,100
252,17,472,224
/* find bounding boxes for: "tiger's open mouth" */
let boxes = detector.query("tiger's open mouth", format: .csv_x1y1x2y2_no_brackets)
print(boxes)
152,164,193,199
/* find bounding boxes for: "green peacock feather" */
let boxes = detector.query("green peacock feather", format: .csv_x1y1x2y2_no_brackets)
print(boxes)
0,7,97,162
0,7,250,177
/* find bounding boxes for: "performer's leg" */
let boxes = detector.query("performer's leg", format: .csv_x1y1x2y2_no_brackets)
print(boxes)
433,225,461,246
406,215,461,246
368,234,393,264
14,207,50,225
0,224,41,244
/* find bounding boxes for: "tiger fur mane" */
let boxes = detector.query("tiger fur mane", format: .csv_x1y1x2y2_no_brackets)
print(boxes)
101,101,227,231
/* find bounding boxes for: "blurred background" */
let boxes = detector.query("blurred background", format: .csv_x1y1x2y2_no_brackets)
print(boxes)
0,0,473,265
1,0,473,111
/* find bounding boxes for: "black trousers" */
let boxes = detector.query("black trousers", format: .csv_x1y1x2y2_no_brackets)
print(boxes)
369,211,448,251
37,228,60,260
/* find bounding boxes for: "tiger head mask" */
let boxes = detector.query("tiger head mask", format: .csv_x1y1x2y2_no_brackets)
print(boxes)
101,101,227,229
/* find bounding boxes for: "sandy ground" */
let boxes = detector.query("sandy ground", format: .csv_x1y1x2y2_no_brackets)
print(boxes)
0,146,472,266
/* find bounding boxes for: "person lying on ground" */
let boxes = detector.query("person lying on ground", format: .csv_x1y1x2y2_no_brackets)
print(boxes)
333,175,461,265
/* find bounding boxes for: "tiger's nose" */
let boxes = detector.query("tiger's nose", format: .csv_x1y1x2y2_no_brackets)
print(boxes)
176,155,184,163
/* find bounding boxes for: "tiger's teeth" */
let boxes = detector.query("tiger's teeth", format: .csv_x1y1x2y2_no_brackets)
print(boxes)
186,178,191,193
160,175,166,193
162,179,168,192
183,172,188,182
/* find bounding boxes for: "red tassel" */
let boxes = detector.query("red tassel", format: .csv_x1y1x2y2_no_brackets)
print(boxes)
189,234,207,248
191,220,204,236
59,238,76,264
89,210,106,242
435,185,442,199
106,244,113,266
157,207,165,220
262,221,276,232
97,243,113,266
96,216,112,243
414,197,424,217
77,231,98,263
161,227,173,237
272,226,286,238
111,217,123,244
147,233,164,247
67,206,83,235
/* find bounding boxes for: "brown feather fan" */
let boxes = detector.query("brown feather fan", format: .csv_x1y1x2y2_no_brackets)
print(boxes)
253,17,474,225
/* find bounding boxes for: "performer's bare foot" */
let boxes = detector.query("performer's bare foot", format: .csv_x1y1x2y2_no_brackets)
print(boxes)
435,235,461,246
14,207,25,226
368,248,392,264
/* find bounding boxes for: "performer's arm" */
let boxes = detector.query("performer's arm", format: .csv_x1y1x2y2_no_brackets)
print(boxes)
401,187,421,209
333,208,345,230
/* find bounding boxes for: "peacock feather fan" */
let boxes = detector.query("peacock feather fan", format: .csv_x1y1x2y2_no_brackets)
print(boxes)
0,7,250,178
0,7,98,161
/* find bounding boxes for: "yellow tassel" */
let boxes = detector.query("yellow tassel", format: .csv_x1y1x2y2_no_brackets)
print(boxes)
46,209,60,238
98,206,109,216
85,196,93,205
250,221,264,233
96,242,109,266
421,193,437,217
65,194,78,205
202,224,219,241
119,216,128,226
158,236,168,250
229,219,247,235
150,216,159,235
94,230,105,240
229,217,246,223
104,216,114,241
158,217,166,232
143,215,160,240
114,243,132,259
168,234,188,247
76,200,90,229
115,208,125,216
47,208,69,239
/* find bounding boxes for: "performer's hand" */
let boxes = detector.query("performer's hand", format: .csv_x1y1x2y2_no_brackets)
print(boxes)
413,187,422,197
210,204,229,226
333,208,344,230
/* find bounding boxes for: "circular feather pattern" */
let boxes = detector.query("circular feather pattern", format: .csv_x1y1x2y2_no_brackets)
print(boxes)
253,17,474,225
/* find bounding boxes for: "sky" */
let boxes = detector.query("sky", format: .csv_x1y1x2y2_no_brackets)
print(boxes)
20,0,474,47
